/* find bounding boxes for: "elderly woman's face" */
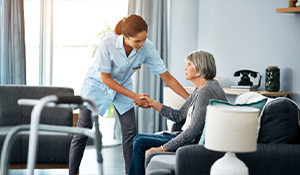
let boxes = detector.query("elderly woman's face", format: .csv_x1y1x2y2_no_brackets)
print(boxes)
184,61,197,80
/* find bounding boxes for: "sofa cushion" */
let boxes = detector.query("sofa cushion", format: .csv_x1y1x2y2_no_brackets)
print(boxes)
198,98,267,145
0,126,72,163
258,98,299,144
209,98,267,111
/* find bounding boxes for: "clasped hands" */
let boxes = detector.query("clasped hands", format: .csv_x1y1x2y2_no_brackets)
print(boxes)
133,93,154,109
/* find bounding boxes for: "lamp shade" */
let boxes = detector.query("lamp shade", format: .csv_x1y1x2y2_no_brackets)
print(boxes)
204,105,259,153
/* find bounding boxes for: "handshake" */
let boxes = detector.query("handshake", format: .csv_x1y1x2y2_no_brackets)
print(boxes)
133,93,163,112
133,93,153,108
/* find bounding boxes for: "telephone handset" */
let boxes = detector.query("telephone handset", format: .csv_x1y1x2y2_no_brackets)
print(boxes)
234,69,261,87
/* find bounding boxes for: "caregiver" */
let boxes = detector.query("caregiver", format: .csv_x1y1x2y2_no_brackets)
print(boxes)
68,14,189,175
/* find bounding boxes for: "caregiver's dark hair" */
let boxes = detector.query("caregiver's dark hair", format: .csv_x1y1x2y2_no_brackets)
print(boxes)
115,14,148,37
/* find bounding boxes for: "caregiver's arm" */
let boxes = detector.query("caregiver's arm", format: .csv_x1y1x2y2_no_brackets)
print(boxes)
159,71,189,100
101,72,149,108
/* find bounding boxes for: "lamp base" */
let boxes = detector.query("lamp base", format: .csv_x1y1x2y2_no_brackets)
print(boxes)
211,152,248,175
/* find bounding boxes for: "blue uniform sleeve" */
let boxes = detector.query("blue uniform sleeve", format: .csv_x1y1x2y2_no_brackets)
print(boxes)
144,40,168,75
97,34,112,73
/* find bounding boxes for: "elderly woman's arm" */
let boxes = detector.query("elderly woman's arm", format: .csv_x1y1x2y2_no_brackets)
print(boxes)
141,91,192,123
163,91,208,151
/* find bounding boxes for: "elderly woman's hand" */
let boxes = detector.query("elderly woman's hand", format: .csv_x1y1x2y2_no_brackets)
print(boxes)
145,146,169,157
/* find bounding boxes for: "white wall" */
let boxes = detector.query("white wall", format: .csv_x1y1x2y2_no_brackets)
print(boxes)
169,0,300,104
169,0,199,87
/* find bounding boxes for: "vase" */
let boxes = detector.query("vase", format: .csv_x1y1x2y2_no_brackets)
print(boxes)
289,0,297,7
265,66,280,92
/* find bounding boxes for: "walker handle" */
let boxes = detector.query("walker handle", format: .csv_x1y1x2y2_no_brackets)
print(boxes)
55,95,83,105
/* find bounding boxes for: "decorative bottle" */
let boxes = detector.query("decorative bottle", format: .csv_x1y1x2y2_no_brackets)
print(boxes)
265,66,280,92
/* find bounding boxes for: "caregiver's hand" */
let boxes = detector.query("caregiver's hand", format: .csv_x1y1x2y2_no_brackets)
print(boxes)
133,93,150,108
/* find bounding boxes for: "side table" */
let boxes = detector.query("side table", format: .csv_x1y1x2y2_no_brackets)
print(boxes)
223,88,293,97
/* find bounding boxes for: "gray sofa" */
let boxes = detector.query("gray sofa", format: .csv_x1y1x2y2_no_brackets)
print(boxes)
145,97,300,175
0,85,74,168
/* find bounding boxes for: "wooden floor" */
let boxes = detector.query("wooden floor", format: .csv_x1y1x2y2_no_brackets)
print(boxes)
8,145,125,175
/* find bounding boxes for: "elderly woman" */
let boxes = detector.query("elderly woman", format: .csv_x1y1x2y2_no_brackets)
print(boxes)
128,50,227,175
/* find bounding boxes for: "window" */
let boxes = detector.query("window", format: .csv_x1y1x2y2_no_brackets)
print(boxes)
24,0,40,85
24,0,128,94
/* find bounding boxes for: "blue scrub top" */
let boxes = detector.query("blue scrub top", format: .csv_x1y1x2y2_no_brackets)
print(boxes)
81,32,167,116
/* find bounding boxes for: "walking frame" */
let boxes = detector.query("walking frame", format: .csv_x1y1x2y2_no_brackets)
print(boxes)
0,95,103,175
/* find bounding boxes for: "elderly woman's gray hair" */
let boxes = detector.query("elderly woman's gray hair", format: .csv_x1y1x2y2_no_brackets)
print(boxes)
185,50,216,79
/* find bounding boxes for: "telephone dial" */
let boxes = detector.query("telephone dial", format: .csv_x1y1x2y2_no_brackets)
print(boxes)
234,69,261,87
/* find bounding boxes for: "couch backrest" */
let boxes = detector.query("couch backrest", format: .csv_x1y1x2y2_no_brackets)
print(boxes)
0,85,74,126
258,98,300,144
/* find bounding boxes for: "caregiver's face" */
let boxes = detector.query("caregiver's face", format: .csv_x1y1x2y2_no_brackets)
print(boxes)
125,30,147,50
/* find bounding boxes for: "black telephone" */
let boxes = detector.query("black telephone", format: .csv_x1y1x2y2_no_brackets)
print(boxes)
234,69,261,87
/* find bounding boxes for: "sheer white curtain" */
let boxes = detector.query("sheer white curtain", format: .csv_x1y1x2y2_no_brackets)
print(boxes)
0,0,26,84
129,0,169,133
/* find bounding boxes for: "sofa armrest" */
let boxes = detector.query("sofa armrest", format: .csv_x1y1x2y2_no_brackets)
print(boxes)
176,144,300,175
175,144,222,174
145,151,176,169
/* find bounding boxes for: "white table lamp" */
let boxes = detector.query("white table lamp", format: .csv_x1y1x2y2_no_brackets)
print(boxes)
204,105,259,175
